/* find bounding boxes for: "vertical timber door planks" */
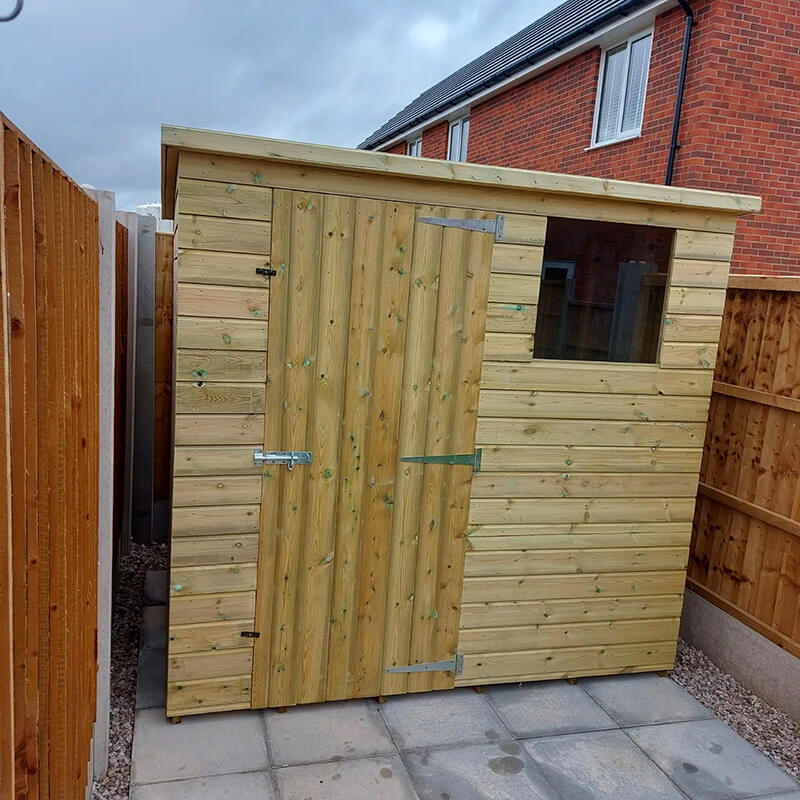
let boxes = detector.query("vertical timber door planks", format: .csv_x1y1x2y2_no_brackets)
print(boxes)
252,195,494,708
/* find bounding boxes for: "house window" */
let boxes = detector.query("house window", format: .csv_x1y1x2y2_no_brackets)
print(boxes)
447,116,469,161
593,30,653,145
533,217,673,363
407,137,422,157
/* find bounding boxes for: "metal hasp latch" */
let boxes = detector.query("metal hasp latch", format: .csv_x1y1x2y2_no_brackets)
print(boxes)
253,450,312,471
418,214,505,240
400,449,482,472
385,654,464,675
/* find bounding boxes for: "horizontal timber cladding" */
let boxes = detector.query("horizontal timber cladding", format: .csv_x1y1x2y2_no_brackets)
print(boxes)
162,128,751,709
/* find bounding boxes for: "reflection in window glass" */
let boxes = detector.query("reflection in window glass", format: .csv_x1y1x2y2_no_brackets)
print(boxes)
533,218,673,363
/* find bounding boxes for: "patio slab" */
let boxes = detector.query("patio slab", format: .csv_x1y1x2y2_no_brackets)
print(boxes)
130,770,276,799
379,687,511,750
627,718,799,800
523,729,686,800
276,754,418,800
484,680,617,738
265,699,395,766
403,740,557,800
131,708,269,785
580,673,715,726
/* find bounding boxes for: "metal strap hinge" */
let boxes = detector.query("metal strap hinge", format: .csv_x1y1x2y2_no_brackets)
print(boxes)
400,448,481,472
385,653,463,675
419,214,505,241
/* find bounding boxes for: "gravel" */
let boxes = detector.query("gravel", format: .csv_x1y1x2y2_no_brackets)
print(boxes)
673,637,800,781
91,543,167,800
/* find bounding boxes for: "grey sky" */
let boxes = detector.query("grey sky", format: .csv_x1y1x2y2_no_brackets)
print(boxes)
1,0,561,210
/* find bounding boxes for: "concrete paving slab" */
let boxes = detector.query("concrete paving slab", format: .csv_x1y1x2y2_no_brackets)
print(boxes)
580,673,715,726
523,729,686,800
131,708,268,785
403,740,558,800
141,605,168,650
627,718,799,800
485,680,617,738
265,699,395,766
135,648,166,710
379,688,510,750
144,569,168,605
130,770,275,799
276,754,418,800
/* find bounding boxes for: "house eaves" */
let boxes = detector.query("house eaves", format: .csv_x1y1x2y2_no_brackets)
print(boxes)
359,0,677,151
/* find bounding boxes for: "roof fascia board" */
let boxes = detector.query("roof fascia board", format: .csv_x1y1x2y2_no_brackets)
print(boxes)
372,0,677,151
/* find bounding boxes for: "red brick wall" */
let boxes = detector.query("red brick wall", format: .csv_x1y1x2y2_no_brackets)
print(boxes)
386,141,406,155
379,0,800,275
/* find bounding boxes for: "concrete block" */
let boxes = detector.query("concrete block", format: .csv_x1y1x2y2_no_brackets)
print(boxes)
485,680,617,738
276,755,418,800
144,569,168,605
265,699,395,767
141,605,168,650
130,770,276,799
524,729,685,800
131,708,268,785
403,740,555,800
681,588,800,722
379,687,510,750
627,718,799,800
136,648,166,710
580,673,714,726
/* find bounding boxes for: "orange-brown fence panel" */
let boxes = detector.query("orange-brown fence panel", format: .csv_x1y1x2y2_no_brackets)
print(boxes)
0,114,100,800
690,274,800,660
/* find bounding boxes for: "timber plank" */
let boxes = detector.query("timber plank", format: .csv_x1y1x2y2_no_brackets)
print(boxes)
171,534,260,566
483,333,533,362
177,249,272,288
175,381,265,414
491,243,543,275
666,286,727,316
168,649,253,681
489,273,540,305
669,258,730,288
476,418,706,448
173,445,262,476
171,504,260,536
168,620,256,654
167,676,251,714
662,314,723,343
660,343,718,370
174,414,265,445
177,284,269,320
673,231,735,262
170,591,255,625
485,303,537,334
460,595,684,629
170,564,258,596
176,316,268,351
499,214,547,245
172,476,262,507
176,349,266,383
177,177,272,220
177,213,270,254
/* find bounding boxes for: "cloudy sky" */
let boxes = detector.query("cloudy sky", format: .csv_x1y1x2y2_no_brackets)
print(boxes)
0,0,562,211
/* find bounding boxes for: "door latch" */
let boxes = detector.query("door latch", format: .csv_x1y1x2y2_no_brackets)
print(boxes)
254,450,312,471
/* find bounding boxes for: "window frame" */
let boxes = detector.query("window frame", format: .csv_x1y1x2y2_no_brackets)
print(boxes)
407,137,422,157
590,27,654,148
447,115,470,161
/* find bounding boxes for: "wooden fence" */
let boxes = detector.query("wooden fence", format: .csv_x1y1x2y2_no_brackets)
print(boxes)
0,115,100,799
690,274,800,659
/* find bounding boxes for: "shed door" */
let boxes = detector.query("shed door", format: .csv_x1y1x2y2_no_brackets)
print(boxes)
251,191,495,708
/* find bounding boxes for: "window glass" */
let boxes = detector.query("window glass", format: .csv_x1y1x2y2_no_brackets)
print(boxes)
596,43,627,143
447,116,469,161
622,34,652,132
407,138,422,157
533,218,673,363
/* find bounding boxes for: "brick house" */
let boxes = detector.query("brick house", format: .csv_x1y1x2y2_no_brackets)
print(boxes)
360,0,799,275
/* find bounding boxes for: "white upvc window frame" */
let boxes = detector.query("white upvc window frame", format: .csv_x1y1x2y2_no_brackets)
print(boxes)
590,26,653,148
447,115,470,162
407,137,422,157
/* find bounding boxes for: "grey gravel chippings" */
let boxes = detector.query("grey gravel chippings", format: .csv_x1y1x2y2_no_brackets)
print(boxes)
672,638,800,781
92,543,167,800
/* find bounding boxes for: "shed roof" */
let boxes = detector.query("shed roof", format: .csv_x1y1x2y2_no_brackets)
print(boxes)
161,125,761,221
358,0,663,150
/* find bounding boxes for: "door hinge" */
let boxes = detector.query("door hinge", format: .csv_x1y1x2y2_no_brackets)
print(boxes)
385,653,464,675
255,267,277,277
241,631,260,639
418,214,504,240
400,448,482,472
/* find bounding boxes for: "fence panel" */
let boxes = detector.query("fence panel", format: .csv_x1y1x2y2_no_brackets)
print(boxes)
0,114,100,800
689,275,800,659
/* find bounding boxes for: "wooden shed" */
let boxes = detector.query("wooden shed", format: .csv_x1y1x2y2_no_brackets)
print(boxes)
160,125,760,718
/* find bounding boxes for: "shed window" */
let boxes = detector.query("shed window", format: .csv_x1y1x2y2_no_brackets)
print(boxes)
447,116,469,161
593,30,652,145
533,218,672,363
407,137,422,157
